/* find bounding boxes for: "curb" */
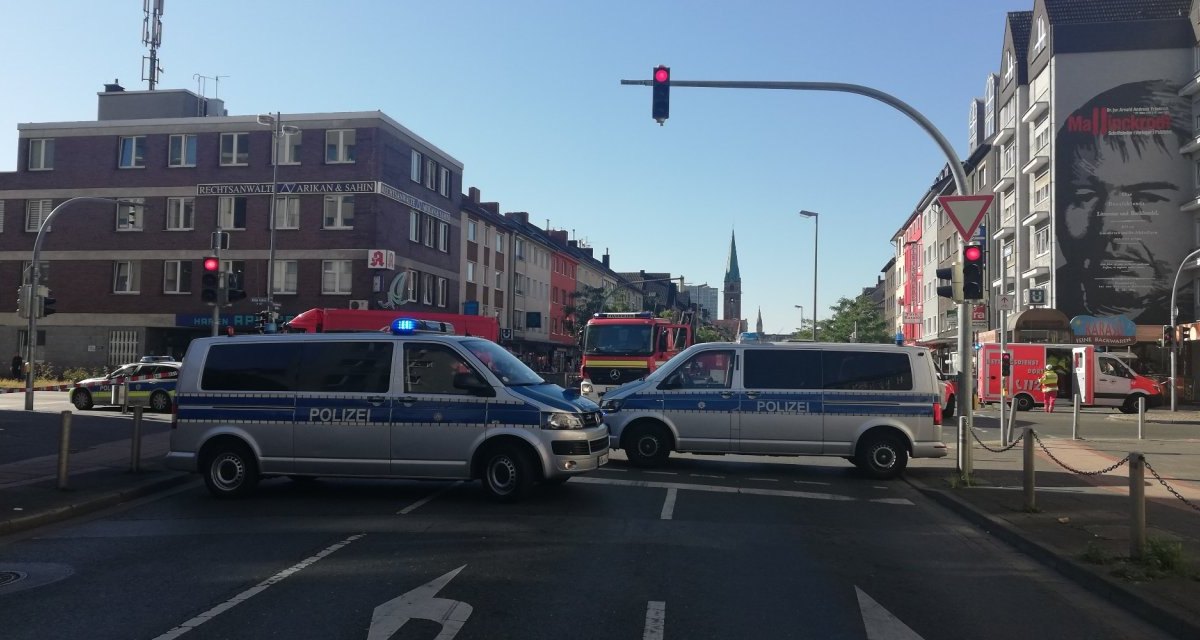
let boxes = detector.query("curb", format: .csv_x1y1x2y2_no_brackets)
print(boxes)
0,473,194,537
905,473,1200,640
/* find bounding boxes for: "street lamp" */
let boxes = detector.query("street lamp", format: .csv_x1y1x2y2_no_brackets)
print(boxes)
799,210,820,341
24,197,145,410
1167,248,1200,411
257,113,301,332
794,304,805,339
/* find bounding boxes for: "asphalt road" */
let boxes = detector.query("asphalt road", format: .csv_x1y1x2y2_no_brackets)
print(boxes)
0,451,1176,640
970,404,1199,440
0,392,171,465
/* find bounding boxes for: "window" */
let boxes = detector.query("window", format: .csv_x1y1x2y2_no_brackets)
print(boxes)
202,343,301,391
495,270,503,290
166,197,195,230
1003,50,1014,83
409,210,421,242
437,277,447,308
163,260,192,294
468,220,477,242
321,260,353,294
1002,192,1016,224
410,150,422,182
405,269,417,302
404,343,478,395
323,194,355,228
1002,143,1014,174
274,195,300,229
1033,120,1050,152
467,262,477,283
823,351,912,390
25,199,52,232
438,221,449,252
515,238,525,260
424,158,437,190
218,196,248,229
424,216,435,247
275,131,301,165
0,200,5,232
1034,225,1051,256
664,350,734,390
28,138,53,170
439,167,450,197
984,76,996,137
744,349,822,389
325,129,356,163
119,136,146,168
1034,17,1046,52
273,260,298,294
496,233,506,253
219,133,249,166
116,198,144,231
298,341,393,393
113,260,140,293
1034,171,1050,205
168,134,197,167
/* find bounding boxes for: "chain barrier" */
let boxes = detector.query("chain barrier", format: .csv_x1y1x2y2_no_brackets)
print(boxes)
1143,458,1200,513
1031,431,1132,476
970,428,1024,453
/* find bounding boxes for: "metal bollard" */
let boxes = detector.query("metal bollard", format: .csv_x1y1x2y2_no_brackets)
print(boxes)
130,406,143,473
1130,452,1145,560
57,410,72,490
958,416,972,478
1006,400,1017,447
1023,427,1036,512
1137,397,1145,440
1072,394,1080,440
120,382,129,414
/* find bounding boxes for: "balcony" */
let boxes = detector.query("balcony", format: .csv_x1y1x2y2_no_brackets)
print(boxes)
1179,72,1200,97
1021,265,1050,281
1180,134,1200,155
993,175,1016,193
1021,154,1049,174
992,224,1015,240
1182,196,1200,213
1022,209,1050,226
993,124,1015,146
991,275,1014,290
1021,100,1049,123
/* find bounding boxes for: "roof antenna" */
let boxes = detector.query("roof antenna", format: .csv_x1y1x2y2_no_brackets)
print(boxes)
141,0,165,90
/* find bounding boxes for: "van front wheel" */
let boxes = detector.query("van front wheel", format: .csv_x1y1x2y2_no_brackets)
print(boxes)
481,444,535,502
858,434,908,480
624,424,672,468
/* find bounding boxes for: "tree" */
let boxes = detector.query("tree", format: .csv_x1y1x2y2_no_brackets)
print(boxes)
695,326,724,343
562,285,633,346
807,296,891,343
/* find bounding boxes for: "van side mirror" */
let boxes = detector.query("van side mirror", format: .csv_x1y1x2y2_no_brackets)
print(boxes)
658,372,682,391
453,372,495,397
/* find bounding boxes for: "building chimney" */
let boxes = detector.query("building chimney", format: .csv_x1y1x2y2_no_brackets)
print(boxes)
104,79,125,92
549,230,568,244
568,240,578,249
505,211,530,224
602,250,610,268
482,201,500,215
468,187,481,203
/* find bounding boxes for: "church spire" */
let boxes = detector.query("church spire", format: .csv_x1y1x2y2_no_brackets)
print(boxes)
724,230,741,283
756,307,763,334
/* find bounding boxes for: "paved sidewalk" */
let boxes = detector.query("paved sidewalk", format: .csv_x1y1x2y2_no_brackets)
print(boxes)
908,425,1200,639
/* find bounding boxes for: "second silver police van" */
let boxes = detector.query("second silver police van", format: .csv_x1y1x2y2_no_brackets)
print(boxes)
166,319,609,502
600,341,947,479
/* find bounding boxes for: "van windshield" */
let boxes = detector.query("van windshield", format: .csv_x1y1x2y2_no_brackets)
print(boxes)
462,339,545,386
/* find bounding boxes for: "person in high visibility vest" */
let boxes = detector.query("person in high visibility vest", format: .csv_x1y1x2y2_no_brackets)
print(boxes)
1040,364,1059,413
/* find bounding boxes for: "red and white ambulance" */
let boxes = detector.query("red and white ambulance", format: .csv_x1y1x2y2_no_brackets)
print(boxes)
977,343,1163,413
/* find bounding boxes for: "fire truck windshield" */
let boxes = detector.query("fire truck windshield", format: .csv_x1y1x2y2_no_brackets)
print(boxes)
584,325,654,356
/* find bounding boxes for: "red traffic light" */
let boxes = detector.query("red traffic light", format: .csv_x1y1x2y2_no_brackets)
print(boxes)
203,257,220,272
654,66,670,83
964,245,983,263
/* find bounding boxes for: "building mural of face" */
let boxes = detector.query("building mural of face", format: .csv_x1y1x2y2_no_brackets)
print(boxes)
1055,78,1193,325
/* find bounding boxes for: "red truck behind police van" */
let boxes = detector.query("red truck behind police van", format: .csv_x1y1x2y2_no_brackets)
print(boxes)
977,343,1162,413
283,308,500,341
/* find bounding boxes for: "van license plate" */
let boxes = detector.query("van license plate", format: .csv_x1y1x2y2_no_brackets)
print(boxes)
598,453,609,466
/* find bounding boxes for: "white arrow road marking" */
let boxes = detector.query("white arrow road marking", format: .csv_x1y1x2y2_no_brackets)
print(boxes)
153,534,365,640
856,587,925,640
660,487,677,520
643,601,666,640
368,565,473,640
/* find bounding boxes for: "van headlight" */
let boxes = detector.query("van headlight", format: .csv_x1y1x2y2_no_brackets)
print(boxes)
581,380,593,394
543,412,584,430
600,398,622,413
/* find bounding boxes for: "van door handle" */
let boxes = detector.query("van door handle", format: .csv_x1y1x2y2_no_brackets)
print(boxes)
367,396,386,406
745,392,759,399
720,392,733,399
398,396,418,404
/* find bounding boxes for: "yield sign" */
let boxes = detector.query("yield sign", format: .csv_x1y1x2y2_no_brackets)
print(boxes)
938,194,994,242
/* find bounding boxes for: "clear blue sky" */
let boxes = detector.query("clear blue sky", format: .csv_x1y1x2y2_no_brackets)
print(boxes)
0,0,1025,333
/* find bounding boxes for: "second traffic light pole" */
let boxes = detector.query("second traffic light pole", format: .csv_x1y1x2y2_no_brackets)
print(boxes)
621,76,976,474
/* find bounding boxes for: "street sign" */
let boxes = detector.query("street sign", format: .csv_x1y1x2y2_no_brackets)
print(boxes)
938,195,994,241
972,304,987,328
997,294,1014,311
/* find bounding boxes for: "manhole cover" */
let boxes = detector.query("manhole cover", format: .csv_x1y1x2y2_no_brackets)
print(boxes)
0,571,27,587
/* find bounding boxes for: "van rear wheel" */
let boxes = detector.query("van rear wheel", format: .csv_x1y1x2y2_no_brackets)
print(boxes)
858,433,908,480
202,441,260,499
624,424,672,468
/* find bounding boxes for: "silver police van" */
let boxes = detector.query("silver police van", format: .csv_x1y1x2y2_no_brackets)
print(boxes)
599,341,947,479
166,318,609,502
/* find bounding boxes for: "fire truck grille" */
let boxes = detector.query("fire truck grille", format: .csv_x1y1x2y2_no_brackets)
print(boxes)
585,366,647,386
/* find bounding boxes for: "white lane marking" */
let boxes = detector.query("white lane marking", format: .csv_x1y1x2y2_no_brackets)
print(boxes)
368,565,473,640
856,586,925,640
643,601,666,640
597,467,628,472
794,480,831,486
873,486,888,490
645,471,677,475
870,498,914,506
152,534,365,640
660,488,677,520
397,481,463,515
570,475,860,502
689,474,724,479
746,477,779,482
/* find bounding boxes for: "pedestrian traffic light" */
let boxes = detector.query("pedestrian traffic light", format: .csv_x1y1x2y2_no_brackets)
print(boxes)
962,244,985,300
652,65,670,125
37,286,56,317
935,262,964,303
254,310,271,333
226,270,246,304
201,256,220,305
1163,325,1174,347
16,285,29,319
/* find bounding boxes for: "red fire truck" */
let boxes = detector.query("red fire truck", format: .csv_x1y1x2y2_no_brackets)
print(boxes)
283,308,500,341
579,311,692,401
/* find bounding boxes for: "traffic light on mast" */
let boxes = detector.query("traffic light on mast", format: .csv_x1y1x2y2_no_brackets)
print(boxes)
935,263,964,303
201,256,220,305
226,270,247,304
38,286,56,317
652,65,670,125
962,244,985,300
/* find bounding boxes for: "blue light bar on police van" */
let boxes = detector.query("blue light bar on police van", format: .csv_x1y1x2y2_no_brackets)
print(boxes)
593,312,654,319
389,318,455,335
